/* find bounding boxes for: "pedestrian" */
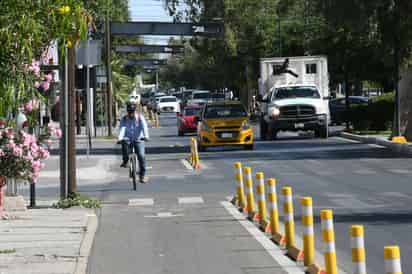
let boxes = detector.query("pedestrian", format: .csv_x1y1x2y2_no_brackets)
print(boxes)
118,101,150,183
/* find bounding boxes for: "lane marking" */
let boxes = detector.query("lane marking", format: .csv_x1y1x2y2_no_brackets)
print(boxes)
181,159,194,171
353,169,377,175
387,169,411,174
178,196,204,204
333,136,361,143
128,198,154,206
368,144,386,148
144,212,184,218
221,201,303,273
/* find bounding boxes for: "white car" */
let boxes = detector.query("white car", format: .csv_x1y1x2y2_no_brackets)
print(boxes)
188,90,210,105
156,96,181,113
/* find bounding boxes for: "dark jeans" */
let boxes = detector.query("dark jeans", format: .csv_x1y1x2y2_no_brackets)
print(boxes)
121,141,146,177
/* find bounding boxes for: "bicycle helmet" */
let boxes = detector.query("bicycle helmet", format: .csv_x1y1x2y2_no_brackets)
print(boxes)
126,102,137,113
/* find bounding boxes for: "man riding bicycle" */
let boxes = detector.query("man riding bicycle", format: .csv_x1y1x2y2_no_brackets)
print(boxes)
118,102,150,183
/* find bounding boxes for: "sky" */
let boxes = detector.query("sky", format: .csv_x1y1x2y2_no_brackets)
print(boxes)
128,0,175,45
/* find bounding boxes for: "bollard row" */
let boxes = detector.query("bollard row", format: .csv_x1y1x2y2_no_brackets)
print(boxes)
231,162,404,274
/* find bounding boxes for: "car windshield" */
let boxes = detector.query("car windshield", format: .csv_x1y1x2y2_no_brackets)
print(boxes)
204,105,247,119
274,86,320,99
193,92,210,99
160,97,177,103
210,94,225,101
184,108,202,116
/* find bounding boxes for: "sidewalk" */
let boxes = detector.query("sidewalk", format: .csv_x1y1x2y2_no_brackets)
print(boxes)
0,207,97,274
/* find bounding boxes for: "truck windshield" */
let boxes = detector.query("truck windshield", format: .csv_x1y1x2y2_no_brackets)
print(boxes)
274,87,320,99
193,92,210,99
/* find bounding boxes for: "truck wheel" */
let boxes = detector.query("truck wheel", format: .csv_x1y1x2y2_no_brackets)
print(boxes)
260,117,268,141
178,130,184,136
316,126,328,139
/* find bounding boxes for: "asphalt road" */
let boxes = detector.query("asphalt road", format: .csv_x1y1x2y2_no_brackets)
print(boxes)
68,113,411,274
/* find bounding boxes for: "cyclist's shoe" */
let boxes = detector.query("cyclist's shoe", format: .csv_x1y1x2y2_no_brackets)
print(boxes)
120,161,128,168
140,176,149,184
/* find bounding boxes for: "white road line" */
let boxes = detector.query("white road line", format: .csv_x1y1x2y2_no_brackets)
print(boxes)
333,136,361,143
178,196,204,204
128,198,154,206
144,212,184,218
387,169,411,174
368,144,386,148
181,159,194,170
221,201,303,273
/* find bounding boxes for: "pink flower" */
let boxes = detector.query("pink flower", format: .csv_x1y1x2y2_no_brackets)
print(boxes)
45,73,53,82
0,149,4,157
54,128,62,138
24,101,33,112
40,81,50,91
34,81,40,88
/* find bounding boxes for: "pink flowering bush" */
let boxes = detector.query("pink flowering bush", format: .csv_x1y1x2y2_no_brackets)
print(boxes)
0,126,61,183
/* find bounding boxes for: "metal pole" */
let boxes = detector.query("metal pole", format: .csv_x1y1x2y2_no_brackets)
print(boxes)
60,47,68,199
156,70,159,90
105,17,113,136
86,37,91,156
68,45,77,194
394,0,401,136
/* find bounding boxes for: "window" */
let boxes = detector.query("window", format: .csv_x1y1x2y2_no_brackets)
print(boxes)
274,86,320,99
160,97,177,103
306,63,317,74
204,105,247,119
184,108,202,116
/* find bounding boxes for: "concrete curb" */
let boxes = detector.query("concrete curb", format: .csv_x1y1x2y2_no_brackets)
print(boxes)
339,132,412,154
74,212,98,274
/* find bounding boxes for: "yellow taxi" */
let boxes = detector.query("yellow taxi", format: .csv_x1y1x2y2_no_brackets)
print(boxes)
197,101,254,151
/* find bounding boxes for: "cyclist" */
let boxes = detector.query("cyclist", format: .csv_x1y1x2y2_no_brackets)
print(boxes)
118,102,150,183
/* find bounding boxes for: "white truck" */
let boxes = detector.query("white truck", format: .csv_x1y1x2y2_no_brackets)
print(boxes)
258,56,330,140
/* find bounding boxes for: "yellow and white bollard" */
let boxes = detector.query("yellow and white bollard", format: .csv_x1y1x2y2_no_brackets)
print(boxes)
321,209,338,274
244,167,257,220
384,246,402,274
301,197,315,267
192,138,200,169
282,186,303,261
233,162,246,209
351,225,366,274
255,172,269,231
267,178,284,245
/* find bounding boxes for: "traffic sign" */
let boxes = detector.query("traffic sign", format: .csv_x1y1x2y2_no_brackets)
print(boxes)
114,45,184,54
110,21,224,37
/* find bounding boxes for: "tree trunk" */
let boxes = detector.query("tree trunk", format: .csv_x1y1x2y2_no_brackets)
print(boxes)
400,66,412,140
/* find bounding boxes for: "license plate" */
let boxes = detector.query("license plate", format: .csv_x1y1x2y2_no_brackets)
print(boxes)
221,133,233,138
294,123,305,129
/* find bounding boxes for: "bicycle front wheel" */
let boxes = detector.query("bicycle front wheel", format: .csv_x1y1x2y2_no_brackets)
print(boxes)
130,156,137,191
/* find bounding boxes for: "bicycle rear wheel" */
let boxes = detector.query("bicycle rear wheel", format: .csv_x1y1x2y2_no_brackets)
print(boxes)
130,156,137,191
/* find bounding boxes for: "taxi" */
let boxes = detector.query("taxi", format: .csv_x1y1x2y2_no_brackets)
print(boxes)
197,101,254,151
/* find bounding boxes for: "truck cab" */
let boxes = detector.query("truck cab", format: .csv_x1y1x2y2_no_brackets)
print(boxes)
258,56,330,140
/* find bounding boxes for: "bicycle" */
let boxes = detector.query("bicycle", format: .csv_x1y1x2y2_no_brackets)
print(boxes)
128,142,138,191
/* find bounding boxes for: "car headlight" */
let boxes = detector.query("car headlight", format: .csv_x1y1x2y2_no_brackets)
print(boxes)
242,121,251,130
202,123,213,132
270,107,280,118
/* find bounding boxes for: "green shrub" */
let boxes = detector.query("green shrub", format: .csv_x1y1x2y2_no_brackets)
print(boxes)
347,92,394,131
53,192,100,209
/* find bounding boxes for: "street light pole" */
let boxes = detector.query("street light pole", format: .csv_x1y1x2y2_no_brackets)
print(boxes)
394,0,401,137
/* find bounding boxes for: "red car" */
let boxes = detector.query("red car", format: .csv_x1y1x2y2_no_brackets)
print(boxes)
177,105,203,136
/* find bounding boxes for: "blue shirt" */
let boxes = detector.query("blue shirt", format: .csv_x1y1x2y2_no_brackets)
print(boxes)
118,114,149,142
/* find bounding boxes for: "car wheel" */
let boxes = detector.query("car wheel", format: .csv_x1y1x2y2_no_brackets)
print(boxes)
198,143,206,152
260,117,268,141
244,144,254,150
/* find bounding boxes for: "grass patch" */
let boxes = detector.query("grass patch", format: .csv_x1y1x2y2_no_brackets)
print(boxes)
53,193,100,209
0,248,16,254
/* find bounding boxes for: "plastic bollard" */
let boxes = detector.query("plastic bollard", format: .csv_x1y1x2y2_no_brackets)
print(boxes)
255,172,269,231
384,246,402,274
321,210,338,274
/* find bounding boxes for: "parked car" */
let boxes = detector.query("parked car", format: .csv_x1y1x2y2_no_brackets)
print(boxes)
156,96,180,113
197,101,254,151
329,96,369,125
148,92,167,110
177,105,204,136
